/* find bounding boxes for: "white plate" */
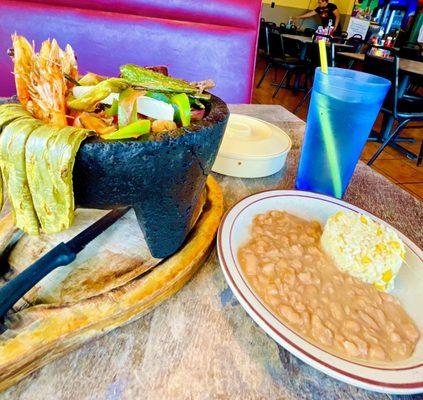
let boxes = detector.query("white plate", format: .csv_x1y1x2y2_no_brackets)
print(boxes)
217,190,423,394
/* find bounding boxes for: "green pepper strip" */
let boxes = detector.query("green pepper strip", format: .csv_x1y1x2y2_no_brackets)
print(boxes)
105,99,118,117
170,93,191,127
145,92,171,104
67,78,129,112
102,119,151,140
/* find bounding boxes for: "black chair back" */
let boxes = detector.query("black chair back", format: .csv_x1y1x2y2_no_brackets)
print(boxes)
399,42,423,61
346,34,364,53
281,34,303,59
363,45,399,118
258,19,267,51
262,22,278,56
303,28,315,37
288,24,298,34
279,22,287,33
265,26,302,64
264,26,284,60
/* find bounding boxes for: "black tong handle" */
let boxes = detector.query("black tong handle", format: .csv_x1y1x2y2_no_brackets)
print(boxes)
0,243,76,317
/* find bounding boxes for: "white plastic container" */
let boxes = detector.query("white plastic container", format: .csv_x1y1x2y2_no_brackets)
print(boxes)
212,114,292,178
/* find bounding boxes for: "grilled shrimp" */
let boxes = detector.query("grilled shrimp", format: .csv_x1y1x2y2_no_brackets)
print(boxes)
11,34,34,109
11,35,78,126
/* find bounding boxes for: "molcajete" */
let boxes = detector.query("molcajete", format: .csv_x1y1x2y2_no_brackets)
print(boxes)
73,94,229,258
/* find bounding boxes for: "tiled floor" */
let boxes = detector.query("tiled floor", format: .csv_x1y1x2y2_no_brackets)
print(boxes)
252,59,423,200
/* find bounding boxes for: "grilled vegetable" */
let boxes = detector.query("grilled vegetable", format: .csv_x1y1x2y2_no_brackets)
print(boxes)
190,97,205,109
105,99,118,117
145,92,171,103
0,104,32,130
120,64,197,94
67,78,129,111
118,88,144,128
170,93,191,127
26,125,90,233
0,118,42,234
138,96,174,121
78,72,105,86
0,103,34,214
74,112,116,135
102,119,151,140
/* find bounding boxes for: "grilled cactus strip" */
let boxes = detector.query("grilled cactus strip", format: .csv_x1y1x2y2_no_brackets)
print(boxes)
120,64,198,94
26,125,90,234
0,118,42,234
67,78,129,111
0,104,32,130
0,104,33,214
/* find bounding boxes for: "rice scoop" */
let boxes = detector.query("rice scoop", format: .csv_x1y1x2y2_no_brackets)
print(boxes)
321,211,405,292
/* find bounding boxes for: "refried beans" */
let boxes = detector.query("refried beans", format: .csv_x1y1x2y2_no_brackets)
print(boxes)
237,211,420,362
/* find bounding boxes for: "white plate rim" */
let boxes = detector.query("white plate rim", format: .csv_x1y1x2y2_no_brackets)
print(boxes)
217,189,423,395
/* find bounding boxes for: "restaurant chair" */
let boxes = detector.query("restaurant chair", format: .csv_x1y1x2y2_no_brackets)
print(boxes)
400,42,423,97
341,31,349,42
257,25,305,90
363,46,423,166
288,25,298,34
346,34,364,53
293,36,334,114
258,19,267,56
303,28,316,37
279,23,287,33
399,42,423,62
271,31,309,98
336,34,364,69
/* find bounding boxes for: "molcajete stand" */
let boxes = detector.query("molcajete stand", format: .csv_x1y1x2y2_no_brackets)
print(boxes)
73,95,229,258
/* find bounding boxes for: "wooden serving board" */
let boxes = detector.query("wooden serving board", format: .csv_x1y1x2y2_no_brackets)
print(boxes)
0,175,223,392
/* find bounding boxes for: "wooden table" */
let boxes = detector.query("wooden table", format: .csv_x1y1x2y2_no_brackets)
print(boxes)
337,51,423,76
2,105,422,400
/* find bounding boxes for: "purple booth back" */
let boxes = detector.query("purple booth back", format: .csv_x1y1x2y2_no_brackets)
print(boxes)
0,0,262,103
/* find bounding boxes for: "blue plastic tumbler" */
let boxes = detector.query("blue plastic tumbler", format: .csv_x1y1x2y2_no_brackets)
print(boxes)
296,67,391,198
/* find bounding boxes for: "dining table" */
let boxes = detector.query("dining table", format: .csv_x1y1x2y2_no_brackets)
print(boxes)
1,104,422,400
337,51,423,76
282,34,352,49
282,34,353,69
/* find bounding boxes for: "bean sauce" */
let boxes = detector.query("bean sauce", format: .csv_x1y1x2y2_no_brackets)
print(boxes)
238,211,420,362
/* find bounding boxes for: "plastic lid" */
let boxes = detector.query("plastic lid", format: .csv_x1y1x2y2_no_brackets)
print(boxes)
218,114,291,160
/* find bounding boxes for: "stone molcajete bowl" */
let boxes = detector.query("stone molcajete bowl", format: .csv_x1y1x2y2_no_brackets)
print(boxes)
73,94,229,258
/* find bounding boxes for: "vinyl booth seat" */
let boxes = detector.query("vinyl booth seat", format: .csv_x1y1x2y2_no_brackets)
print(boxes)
0,0,262,103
